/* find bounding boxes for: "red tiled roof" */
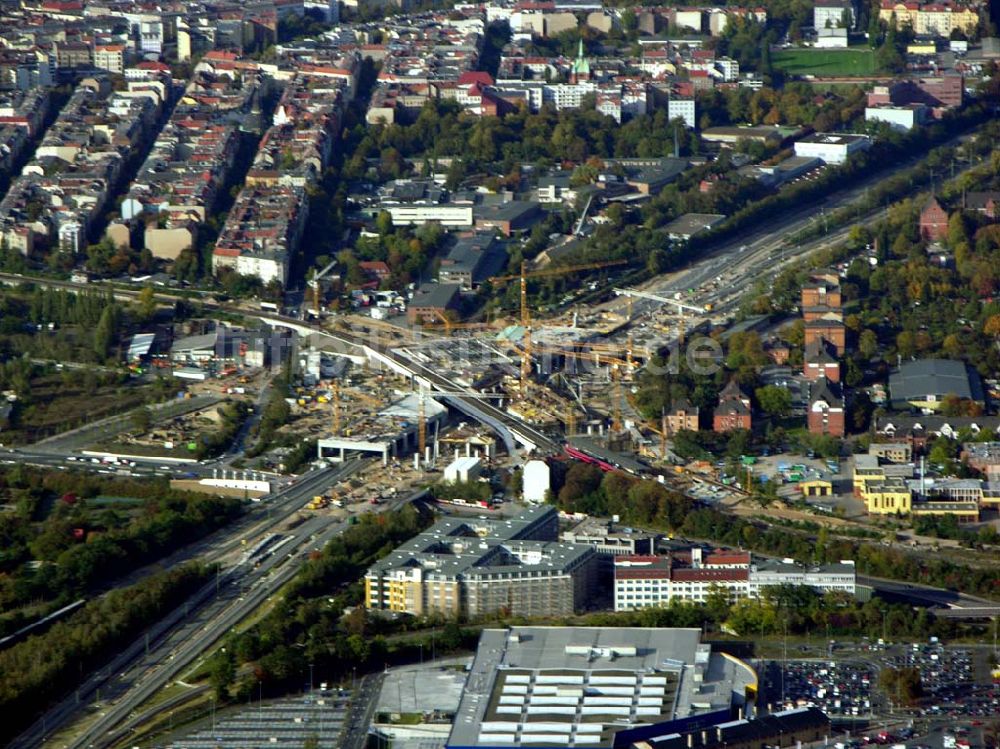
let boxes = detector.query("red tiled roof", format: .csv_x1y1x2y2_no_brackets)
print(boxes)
616,569,671,580
458,71,494,86
704,551,752,565
672,568,749,582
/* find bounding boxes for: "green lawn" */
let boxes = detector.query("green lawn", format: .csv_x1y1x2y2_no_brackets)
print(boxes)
772,48,877,77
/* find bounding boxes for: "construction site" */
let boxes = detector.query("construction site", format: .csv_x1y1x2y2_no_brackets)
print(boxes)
320,264,698,461
92,399,246,461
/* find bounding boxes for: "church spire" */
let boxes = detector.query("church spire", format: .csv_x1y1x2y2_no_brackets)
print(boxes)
570,38,590,83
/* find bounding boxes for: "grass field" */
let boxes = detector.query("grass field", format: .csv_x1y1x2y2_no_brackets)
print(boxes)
772,47,877,77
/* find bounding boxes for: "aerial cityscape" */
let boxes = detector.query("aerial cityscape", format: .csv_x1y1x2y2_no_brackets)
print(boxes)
0,0,998,747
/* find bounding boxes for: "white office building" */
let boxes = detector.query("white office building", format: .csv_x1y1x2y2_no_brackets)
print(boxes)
793,132,871,165
614,551,857,611
865,105,929,132
667,98,697,129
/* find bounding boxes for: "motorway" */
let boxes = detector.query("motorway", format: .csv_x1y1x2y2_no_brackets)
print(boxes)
612,130,983,326
9,459,371,749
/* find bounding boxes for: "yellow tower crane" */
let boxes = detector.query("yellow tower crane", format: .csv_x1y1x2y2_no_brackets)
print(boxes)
643,413,670,462
488,259,630,394
307,258,339,317
424,308,494,337
331,380,341,436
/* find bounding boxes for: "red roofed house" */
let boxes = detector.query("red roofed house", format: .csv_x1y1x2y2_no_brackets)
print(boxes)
458,71,495,87
688,68,715,91
359,260,390,282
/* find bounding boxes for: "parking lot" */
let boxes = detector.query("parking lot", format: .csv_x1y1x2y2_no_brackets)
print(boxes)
771,643,1000,745
776,659,874,718
882,644,998,721
166,692,348,749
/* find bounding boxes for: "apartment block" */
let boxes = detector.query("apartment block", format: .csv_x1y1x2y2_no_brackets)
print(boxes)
121,67,258,260
0,88,51,180
93,44,125,75
364,506,602,619
212,69,350,285
0,76,166,255
878,0,978,37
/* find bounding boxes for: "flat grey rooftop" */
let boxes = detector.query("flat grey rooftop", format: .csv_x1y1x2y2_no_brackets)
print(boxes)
499,627,701,671
447,627,753,748
377,662,471,715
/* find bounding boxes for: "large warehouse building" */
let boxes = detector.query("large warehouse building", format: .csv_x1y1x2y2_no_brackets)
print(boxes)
446,627,761,749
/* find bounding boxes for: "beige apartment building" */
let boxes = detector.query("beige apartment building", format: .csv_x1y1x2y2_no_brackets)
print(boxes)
364,506,601,618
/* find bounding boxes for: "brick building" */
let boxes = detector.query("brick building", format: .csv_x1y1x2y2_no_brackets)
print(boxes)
713,380,752,433
803,338,841,382
801,274,842,320
804,317,847,356
665,398,700,433
406,282,461,324
808,378,845,437
919,195,949,241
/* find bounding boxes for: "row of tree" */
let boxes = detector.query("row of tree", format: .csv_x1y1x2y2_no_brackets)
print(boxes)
0,564,211,745
0,466,244,623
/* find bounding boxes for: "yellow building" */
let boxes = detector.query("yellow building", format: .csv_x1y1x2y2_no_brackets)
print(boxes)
801,477,833,498
879,2,979,37
853,454,887,495
879,2,919,29
862,478,913,514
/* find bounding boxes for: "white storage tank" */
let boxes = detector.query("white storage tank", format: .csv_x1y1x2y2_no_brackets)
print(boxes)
522,460,550,503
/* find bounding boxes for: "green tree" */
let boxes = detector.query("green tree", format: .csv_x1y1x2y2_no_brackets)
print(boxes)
859,329,878,360
93,305,118,360
879,666,923,705
755,385,792,417
895,330,916,359
135,286,157,322
209,649,236,701
130,407,153,434
947,211,969,250
375,210,394,236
